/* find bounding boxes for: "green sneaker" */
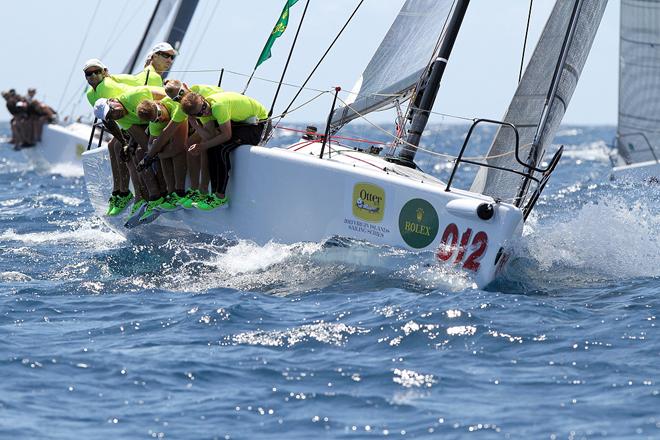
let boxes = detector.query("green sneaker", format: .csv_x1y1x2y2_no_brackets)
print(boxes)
106,195,118,216
129,198,147,216
157,193,183,212
139,197,165,222
179,189,201,209
108,192,134,216
194,194,228,211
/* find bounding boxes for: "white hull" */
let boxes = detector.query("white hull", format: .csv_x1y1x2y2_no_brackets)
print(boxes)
21,123,104,172
82,139,524,288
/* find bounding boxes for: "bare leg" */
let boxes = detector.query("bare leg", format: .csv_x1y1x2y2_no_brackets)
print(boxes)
200,151,210,194
107,138,121,193
187,152,200,190
172,153,187,191
159,157,175,194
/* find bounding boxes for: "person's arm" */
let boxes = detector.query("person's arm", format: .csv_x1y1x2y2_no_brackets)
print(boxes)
188,120,231,155
188,117,215,139
149,120,181,155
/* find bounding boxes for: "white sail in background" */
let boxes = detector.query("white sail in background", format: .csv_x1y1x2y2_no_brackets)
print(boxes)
471,0,607,203
330,0,455,130
616,0,660,165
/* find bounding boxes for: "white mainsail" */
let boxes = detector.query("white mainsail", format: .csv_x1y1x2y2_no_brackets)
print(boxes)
330,0,455,130
471,0,608,204
616,0,660,165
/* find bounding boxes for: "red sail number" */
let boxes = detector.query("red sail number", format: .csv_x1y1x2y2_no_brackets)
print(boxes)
436,224,488,272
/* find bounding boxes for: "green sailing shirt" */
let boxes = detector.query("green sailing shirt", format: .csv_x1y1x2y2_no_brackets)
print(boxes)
86,77,132,107
115,65,163,87
199,92,268,126
190,84,223,97
116,86,164,130
148,97,188,136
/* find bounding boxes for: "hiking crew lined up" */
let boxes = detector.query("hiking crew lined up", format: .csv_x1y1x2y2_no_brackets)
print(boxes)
83,42,269,226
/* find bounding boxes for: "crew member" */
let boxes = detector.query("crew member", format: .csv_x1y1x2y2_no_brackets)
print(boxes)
180,91,268,210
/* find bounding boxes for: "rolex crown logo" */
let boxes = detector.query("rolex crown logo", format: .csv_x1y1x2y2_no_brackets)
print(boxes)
416,208,424,222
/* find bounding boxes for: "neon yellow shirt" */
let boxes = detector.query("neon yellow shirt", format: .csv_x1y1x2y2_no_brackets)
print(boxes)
202,92,268,125
190,84,223,97
148,97,188,136
116,65,163,87
116,86,164,130
86,77,132,107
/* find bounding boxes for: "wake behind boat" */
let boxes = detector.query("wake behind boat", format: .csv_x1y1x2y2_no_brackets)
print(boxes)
81,0,607,289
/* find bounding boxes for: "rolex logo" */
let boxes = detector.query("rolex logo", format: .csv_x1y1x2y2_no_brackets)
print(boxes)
416,208,424,222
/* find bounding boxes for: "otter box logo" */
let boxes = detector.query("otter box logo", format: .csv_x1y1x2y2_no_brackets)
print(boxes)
352,182,385,223
398,198,439,249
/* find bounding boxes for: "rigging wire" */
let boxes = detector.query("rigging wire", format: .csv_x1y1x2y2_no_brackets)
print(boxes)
279,0,365,118
57,0,103,113
519,0,534,83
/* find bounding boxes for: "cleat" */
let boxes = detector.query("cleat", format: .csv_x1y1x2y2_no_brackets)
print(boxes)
124,202,147,228
108,192,134,216
139,197,165,222
179,189,201,209
156,192,184,212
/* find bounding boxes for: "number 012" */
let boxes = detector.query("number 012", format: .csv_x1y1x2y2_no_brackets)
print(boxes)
436,223,488,271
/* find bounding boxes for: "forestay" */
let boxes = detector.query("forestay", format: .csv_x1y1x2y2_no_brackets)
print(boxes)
616,0,660,164
471,0,607,204
329,0,455,130
123,0,199,75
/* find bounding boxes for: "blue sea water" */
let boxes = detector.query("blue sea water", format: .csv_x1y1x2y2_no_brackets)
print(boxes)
0,122,658,439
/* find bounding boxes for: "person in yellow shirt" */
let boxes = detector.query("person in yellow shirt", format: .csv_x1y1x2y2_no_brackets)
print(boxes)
93,85,170,223
180,91,268,210
164,80,224,208
135,97,188,211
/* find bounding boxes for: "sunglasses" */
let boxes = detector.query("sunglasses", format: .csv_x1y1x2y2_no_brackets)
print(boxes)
156,52,175,60
195,101,209,117
152,105,163,122
85,69,103,77
172,88,185,102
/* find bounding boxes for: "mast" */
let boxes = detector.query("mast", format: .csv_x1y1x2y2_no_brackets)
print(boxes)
397,0,470,167
161,0,199,79
125,0,163,74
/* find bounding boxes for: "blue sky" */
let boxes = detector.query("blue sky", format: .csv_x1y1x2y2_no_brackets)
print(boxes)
0,0,619,125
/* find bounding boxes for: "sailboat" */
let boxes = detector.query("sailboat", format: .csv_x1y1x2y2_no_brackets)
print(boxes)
81,0,607,288
20,0,199,171
609,0,660,181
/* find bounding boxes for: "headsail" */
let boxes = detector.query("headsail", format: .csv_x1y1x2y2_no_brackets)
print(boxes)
616,0,660,165
329,0,456,130
123,0,199,75
470,0,607,204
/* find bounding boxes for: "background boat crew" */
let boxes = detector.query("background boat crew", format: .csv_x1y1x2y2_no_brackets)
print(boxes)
2,89,33,148
164,80,224,207
25,88,56,145
93,85,170,222
180,91,268,210
83,58,141,216
136,98,188,210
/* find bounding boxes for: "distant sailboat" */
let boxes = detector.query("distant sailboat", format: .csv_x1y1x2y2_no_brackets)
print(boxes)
82,0,607,288
21,0,199,171
610,0,660,181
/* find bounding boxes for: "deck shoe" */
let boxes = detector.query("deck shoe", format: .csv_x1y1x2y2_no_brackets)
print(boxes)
178,189,200,209
106,195,118,216
109,192,134,216
157,193,182,212
194,194,226,211
139,197,165,222
129,198,147,216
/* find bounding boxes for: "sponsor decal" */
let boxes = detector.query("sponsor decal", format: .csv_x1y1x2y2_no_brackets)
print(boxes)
436,223,489,272
352,182,385,223
398,198,439,249
344,218,390,239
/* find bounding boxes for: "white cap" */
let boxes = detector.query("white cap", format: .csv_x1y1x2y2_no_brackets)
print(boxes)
149,42,177,55
94,98,111,120
83,58,107,71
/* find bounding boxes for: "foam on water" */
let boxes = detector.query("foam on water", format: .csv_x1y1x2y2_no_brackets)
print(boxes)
512,193,660,286
48,162,84,178
0,218,124,250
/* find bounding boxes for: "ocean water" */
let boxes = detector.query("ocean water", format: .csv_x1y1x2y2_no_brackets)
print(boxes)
0,122,658,439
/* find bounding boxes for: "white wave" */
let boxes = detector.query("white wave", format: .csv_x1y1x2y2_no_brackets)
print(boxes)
229,322,369,347
0,218,124,250
520,195,660,280
35,193,83,207
561,141,611,162
0,271,32,282
49,162,84,177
